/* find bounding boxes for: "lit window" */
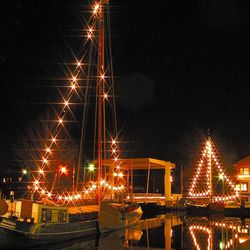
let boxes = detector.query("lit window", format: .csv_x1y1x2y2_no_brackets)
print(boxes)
240,168,249,175
240,183,248,192
241,228,249,234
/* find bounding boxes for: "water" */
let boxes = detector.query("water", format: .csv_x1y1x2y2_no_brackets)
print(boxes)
2,212,250,250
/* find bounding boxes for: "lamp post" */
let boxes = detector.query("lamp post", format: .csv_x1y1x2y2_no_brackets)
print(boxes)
219,173,224,196
88,163,95,181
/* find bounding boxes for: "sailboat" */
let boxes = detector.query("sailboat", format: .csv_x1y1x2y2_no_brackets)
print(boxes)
0,0,142,246
185,137,240,215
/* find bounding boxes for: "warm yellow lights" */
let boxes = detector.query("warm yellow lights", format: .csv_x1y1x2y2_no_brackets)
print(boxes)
104,93,108,99
43,158,48,164
71,84,76,90
52,137,56,142
60,166,67,174
93,3,100,14
46,148,51,153
39,169,44,174
88,164,95,172
22,169,28,175
72,76,77,82
58,118,63,124
34,180,39,185
118,172,123,178
64,100,69,106
100,180,105,185
188,138,237,200
238,174,250,179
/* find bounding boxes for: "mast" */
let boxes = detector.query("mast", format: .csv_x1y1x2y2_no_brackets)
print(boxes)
208,136,213,200
97,0,106,204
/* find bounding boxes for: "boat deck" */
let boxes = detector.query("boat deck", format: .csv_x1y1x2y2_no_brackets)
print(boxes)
69,205,100,214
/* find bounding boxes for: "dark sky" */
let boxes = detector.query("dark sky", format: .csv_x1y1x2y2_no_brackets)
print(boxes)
1,0,250,170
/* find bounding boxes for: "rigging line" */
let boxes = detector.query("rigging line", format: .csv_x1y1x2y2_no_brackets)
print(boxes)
107,5,118,135
103,84,106,179
76,41,95,189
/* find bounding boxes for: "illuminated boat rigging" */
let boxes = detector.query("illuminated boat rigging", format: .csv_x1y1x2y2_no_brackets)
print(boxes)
0,0,142,245
186,137,240,212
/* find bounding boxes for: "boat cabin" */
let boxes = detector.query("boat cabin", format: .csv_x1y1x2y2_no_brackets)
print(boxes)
1,199,69,224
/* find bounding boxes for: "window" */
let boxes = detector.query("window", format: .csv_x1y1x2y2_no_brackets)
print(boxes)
58,210,67,222
240,168,249,175
240,183,248,192
241,228,249,234
41,209,52,222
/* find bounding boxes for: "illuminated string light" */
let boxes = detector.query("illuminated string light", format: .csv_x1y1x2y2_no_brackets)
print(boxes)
39,169,44,174
188,138,237,200
43,158,48,164
29,2,127,203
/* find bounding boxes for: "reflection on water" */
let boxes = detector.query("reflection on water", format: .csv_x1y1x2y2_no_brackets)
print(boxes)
2,213,250,250
97,213,250,250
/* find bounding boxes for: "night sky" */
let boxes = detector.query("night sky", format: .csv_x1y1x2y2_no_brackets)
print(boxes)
1,0,250,172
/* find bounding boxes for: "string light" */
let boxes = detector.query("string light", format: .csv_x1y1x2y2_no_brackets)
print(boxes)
29,1,127,203
188,138,237,200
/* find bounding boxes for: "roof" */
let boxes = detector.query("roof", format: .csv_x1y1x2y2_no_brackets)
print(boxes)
100,158,175,170
236,156,250,167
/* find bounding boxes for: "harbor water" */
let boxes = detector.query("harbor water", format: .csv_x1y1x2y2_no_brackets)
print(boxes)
2,212,250,250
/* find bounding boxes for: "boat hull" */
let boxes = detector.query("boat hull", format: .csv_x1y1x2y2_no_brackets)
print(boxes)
98,202,143,233
0,217,98,248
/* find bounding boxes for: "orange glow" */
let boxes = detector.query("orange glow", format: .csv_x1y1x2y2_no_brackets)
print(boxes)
46,148,51,153
60,166,67,174
39,169,44,174
93,3,100,14
43,158,48,164
58,118,63,124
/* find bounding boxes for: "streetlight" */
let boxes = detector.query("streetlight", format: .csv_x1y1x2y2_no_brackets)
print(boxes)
88,164,95,172
219,173,224,195
88,163,95,181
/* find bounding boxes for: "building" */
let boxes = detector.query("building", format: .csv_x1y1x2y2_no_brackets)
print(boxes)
235,156,250,203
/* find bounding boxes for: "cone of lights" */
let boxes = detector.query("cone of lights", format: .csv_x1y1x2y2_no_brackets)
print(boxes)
188,138,239,202
27,2,126,204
